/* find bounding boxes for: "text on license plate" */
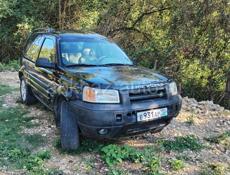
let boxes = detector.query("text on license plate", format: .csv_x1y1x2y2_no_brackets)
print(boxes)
137,108,168,122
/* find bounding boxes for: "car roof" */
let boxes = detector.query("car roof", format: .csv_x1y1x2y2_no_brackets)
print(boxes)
32,28,107,40
58,32,107,40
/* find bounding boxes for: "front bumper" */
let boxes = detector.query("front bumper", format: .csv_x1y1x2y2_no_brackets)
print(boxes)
69,95,182,139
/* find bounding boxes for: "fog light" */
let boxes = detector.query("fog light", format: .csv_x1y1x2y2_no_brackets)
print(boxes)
98,128,109,135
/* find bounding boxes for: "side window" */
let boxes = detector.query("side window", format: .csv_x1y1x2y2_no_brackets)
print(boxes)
39,38,56,62
25,35,44,62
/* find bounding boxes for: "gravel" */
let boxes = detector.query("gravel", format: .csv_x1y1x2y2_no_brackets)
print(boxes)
0,71,229,175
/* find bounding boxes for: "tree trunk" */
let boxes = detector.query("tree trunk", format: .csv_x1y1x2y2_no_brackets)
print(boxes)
226,72,230,96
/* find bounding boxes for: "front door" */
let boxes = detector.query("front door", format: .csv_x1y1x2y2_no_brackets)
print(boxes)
32,36,58,108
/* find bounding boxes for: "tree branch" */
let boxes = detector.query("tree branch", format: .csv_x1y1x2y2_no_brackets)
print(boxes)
107,6,170,38
131,6,171,28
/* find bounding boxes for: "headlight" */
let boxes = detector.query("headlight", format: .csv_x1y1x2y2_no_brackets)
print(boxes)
83,86,120,103
168,82,178,96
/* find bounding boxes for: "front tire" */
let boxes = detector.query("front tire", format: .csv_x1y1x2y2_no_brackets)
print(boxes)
20,77,37,105
60,100,80,150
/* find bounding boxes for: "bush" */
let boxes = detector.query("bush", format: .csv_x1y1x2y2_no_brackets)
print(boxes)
160,135,203,152
0,60,20,72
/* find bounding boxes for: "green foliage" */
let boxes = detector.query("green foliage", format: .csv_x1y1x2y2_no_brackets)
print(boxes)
147,157,161,175
169,159,184,171
100,144,167,174
0,0,229,107
160,135,203,152
100,144,143,166
0,60,20,72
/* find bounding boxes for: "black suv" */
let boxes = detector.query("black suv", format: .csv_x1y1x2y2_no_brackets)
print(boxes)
19,28,182,150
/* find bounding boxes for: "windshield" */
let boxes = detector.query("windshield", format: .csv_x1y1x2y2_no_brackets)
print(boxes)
60,39,133,66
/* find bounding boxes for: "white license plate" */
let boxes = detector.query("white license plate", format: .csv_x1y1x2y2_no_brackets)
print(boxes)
137,108,168,122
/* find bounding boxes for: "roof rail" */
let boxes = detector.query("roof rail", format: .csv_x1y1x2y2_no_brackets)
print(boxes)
32,27,55,34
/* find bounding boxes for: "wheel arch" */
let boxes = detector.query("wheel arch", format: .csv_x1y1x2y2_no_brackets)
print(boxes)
53,95,67,109
18,71,23,80
18,66,26,80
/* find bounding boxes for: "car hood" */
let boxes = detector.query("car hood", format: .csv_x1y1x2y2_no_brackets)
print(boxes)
65,66,169,90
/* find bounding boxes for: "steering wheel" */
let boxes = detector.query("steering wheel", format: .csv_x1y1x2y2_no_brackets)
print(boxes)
96,56,108,64
78,56,84,64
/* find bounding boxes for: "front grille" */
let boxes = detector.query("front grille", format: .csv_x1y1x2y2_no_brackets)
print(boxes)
129,86,167,102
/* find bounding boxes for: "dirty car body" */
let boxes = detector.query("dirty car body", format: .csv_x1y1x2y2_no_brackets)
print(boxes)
19,29,182,149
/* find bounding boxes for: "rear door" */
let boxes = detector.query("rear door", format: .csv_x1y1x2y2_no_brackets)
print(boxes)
22,34,44,94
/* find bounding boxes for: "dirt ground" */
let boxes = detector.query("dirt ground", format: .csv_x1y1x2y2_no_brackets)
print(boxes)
0,71,229,175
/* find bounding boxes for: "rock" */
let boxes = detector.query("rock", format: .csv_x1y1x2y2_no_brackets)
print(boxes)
2,104,8,108
31,119,39,124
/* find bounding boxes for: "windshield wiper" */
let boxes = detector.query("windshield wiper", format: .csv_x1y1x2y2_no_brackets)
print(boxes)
100,63,133,66
65,64,99,67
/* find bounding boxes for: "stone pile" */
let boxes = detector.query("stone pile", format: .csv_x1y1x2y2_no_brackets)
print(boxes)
182,97,228,116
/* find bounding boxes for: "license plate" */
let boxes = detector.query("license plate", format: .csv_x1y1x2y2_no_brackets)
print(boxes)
137,108,168,122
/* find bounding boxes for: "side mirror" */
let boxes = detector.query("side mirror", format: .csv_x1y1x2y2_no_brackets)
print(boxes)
35,57,56,69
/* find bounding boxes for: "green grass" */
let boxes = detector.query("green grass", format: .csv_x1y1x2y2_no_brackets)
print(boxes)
0,102,50,174
160,135,204,152
0,60,19,72
24,134,47,148
0,84,14,96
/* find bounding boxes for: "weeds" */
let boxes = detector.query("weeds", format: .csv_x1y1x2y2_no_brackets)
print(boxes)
160,135,203,152
170,159,184,171
100,144,165,174
100,144,143,166
147,157,161,175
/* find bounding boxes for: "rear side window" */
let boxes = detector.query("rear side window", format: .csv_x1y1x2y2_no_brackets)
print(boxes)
25,35,44,62
39,38,56,62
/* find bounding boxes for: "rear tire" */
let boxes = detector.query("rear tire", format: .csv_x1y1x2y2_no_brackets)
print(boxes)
20,77,37,105
60,100,80,150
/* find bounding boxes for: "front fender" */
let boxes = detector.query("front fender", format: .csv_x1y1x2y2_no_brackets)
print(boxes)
18,65,25,80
